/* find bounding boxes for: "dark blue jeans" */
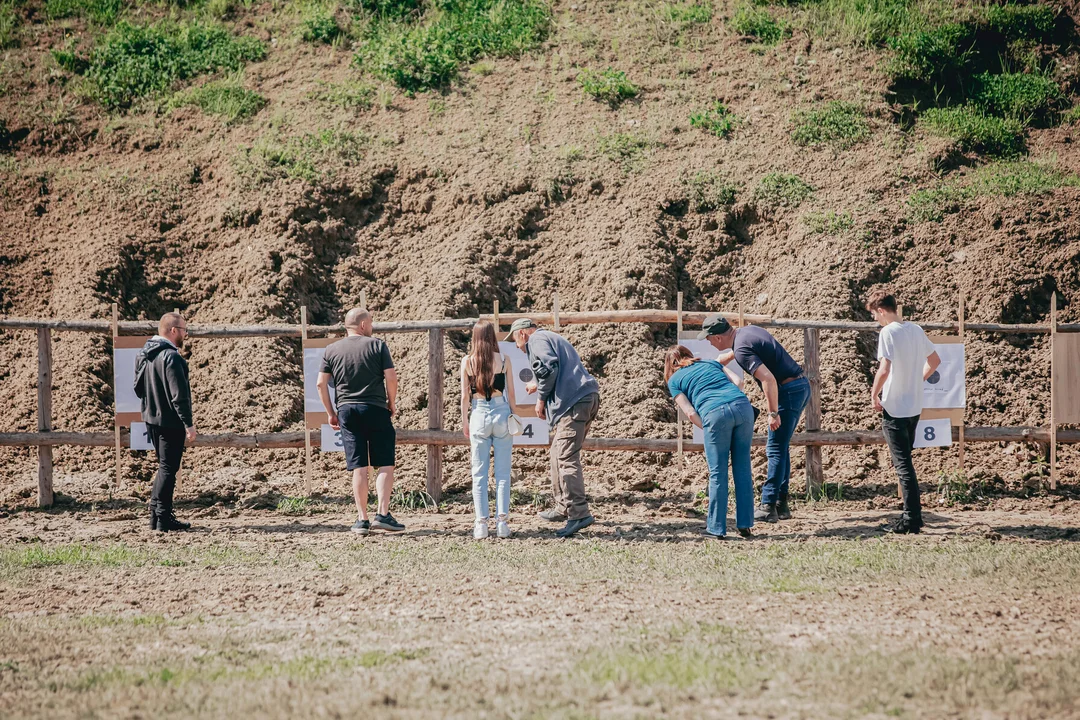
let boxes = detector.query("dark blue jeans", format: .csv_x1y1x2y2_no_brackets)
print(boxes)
762,376,810,505
702,397,756,536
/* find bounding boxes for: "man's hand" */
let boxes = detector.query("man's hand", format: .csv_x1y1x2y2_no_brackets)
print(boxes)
872,394,883,413
328,413,340,431
525,381,537,395
185,426,197,442
768,413,782,431
388,403,396,417
535,399,546,420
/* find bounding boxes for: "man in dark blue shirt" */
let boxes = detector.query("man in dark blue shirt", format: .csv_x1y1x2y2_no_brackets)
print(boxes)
699,315,809,522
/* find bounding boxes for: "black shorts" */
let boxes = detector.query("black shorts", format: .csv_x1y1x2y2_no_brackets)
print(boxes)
338,403,396,470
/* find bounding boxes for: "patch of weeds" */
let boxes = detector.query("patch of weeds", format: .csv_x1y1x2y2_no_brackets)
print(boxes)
937,470,983,506
907,184,966,222
309,80,375,110
807,481,844,502
390,487,437,511
300,6,342,44
596,131,653,172
470,59,495,76
794,0,928,46
1060,105,1080,126
752,172,813,210
803,210,853,235
0,0,19,49
357,0,551,93
970,71,1061,123
791,100,869,149
689,100,736,138
348,0,423,21
577,67,639,106
684,170,738,212
730,3,789,45
887,23,974,86
238,129,368,185
918,105,1024,156
276,496,314,515
985,3,1056,42
52,47,90,73
661,0,712,25
79,20,266,110
428,97,445,117
45,0,125,25
509,487,543,509
166,77,267,124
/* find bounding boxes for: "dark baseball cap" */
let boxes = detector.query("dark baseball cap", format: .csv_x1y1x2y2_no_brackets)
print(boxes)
696,314,732,340
504,317,538,341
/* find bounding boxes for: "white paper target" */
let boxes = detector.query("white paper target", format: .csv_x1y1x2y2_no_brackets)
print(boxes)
913,418,952,448
303,347,335,413
679,341,746,444
320,423,344,452
129,421,154,450
113,347,142,414
923,343,965,409
498,341,551,446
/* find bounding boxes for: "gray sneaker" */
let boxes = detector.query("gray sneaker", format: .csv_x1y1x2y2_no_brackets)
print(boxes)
371,513,405,532
351,519,370,536
538,509,568,523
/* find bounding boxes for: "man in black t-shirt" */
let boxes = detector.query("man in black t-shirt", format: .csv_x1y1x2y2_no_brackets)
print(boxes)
699,315,809,523
317,308,404,535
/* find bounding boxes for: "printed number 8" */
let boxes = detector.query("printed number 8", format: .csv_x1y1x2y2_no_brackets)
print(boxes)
923,426,936,442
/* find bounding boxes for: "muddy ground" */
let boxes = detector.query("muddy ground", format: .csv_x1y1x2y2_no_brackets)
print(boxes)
2,501,1080,719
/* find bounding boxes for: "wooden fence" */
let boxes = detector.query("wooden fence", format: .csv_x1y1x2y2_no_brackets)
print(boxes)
2,301,1077,507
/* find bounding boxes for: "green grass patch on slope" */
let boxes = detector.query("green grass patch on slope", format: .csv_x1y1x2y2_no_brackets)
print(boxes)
753,172,813,210
907,158,1079,222
45,0,125,25
356,0,551,93
918,105,1025,156
166,76,266,123
685,170,738,212
689,100,736,138
970,71,1062,123
238,129,368,185
77,20,266,109
300,5,343,43
577,67,639,106
0,0,19,48
791,100,869,149
729,2,789,44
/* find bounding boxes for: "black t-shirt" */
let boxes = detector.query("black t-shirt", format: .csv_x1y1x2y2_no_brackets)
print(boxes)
320,336,395,409
733,326,802,387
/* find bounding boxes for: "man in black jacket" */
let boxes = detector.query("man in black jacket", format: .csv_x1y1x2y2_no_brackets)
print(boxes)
134,312,196,532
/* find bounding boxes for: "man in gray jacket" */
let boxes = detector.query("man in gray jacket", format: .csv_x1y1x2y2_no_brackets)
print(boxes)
133,312,196,532
507,318,600,537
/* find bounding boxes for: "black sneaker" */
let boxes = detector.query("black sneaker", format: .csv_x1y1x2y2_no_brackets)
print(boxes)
754,503,778,523
555,515,595,538
371,513,405,532
885,518,920,535
154,511,191,532
776,493,791,520
351,519,370,536
737,527,753,538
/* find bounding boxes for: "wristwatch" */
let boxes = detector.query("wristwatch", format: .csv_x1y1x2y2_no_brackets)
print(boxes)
767,411,780,420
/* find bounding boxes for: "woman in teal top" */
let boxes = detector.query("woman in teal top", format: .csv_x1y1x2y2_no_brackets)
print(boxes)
665,345,754,538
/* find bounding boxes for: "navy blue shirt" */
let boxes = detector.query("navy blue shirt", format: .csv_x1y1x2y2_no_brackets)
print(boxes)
733,326,802,387
668,360,745,419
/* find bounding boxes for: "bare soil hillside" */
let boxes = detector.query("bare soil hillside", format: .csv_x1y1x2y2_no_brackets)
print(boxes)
1,0,1079,510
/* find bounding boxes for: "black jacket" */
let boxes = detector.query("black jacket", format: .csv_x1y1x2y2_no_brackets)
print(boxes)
134,338,193,429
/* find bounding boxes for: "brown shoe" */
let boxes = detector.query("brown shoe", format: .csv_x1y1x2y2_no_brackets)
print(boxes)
538,509,568,523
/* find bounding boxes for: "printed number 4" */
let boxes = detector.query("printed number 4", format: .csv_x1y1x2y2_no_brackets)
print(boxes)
923,426,936,442
522,423,534,439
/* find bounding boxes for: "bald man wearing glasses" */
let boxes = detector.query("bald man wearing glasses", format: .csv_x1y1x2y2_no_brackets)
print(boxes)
134,312,197,532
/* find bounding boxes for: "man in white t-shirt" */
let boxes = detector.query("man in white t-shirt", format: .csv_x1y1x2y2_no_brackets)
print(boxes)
867,290,941,534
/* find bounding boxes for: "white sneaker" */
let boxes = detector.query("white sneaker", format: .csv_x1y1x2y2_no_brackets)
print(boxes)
497,518,512,538
473,520,489,539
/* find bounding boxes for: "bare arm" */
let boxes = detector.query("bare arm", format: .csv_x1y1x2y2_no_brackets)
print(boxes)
316,372,337,430
460,357,471,438
385,368,398,416
674,394,703,429
924,351,941,381
503,355,517,407
753,365,780,429
871,358,891,413
722,363,744,390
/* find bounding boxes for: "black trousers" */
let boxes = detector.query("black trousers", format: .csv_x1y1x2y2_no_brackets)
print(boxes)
881,410,922,522
147,424,186,511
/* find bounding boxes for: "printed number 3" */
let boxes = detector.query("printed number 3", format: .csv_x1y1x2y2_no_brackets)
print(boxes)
334,431,344,448
923,426,936,442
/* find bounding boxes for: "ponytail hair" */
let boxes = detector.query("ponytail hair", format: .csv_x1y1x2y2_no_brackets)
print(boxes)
663,345,700,382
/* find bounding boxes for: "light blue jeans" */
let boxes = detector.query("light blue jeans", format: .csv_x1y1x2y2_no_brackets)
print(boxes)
701,396,756,536
470,396,513,520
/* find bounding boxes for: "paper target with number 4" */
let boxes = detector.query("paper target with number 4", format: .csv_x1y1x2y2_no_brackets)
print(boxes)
498,341,550,446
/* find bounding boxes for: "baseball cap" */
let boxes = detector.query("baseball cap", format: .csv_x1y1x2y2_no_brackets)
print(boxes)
504,317,538,341
696,314,732,340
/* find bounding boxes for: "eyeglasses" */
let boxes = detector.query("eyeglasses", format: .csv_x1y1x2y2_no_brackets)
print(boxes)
176,326,188,334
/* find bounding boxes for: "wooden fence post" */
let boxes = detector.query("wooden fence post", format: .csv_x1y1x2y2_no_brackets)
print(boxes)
37,328,54,507
1050,293,1057,490
427,328,445,502
301,306,312,496
676,292,684,466
803,327,823,497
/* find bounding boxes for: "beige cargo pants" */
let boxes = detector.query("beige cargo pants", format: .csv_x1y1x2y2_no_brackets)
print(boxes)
548,393,600,520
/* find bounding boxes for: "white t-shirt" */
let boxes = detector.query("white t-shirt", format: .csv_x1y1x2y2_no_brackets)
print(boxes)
877,321,935,418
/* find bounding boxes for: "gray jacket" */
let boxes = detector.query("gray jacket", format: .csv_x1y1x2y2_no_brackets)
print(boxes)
526,330,599,426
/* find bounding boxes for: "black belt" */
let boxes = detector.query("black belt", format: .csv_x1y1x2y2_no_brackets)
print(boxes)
780,373,805,385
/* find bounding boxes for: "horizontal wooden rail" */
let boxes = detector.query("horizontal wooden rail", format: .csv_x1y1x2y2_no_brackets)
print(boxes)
1,313,1077,337
2,426,1076,451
